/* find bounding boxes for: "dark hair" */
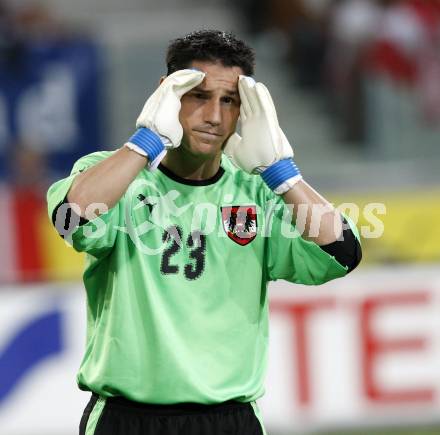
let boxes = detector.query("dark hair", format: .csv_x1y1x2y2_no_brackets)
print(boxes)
166,29,255,76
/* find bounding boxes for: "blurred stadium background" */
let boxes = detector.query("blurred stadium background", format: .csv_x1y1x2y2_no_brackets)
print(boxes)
1,0,439,434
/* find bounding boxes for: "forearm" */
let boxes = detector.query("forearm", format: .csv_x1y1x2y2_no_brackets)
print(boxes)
67,146,147,217
282,179,343,245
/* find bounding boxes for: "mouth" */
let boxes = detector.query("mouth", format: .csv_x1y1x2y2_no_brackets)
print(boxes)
193,130,222,140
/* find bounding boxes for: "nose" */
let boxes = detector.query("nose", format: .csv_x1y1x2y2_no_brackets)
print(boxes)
203,98,222,126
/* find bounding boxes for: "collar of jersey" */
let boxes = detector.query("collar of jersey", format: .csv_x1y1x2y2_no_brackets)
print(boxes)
158,163,225,186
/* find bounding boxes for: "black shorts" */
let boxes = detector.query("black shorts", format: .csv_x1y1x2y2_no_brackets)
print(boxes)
79,393,266,435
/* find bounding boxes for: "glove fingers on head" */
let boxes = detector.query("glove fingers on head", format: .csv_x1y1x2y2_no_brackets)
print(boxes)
238,78,252,119
240,104,247,122
254,83,283,155
263,86,278,122
156,94,183,144
255,83,278,121
136,91,160,129
160,69,205,98
171,71,205,98
240,78,260,116
146,90,162,122
163,69,202,84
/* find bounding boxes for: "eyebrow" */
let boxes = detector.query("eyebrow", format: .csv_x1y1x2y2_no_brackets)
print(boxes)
191,86,239,97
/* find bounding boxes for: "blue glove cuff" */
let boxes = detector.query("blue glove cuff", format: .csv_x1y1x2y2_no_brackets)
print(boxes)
128,128,165,162
261,159,301,191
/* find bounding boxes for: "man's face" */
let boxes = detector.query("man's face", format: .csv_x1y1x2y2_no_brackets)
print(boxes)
178,60,243,158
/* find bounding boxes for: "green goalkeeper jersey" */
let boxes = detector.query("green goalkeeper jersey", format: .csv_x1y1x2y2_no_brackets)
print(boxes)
47,151,349,405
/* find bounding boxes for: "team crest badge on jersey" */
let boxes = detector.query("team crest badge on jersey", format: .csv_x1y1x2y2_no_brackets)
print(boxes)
221,206,257,246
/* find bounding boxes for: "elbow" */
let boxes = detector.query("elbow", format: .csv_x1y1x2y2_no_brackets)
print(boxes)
345,238,362,273
319,228,362,274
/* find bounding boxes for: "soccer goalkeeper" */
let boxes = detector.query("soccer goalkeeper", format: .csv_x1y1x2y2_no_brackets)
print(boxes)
47,30,361,435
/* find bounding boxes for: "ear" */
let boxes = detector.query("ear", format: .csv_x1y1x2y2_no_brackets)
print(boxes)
159,76,166,85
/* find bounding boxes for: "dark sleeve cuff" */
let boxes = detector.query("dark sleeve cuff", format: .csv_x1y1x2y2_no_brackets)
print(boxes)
51,196,89,238
319,218,362,273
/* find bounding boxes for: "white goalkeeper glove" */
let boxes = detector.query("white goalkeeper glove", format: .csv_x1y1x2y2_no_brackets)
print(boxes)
224,76,302,194
125,69,205,169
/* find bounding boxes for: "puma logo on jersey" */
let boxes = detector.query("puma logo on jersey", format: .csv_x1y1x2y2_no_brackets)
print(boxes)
137,194,154,213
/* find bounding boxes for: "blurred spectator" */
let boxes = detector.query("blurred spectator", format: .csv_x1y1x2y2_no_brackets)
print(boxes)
366,0,440,124
0,1,66,70
10,143,50,192
232,0,440,148
0,143,50,283
0,0,103,182
231,0,332,88
325,0,382,142
284,0,331,89
11,1,64,39
231,0,269,35
0,1,24,74
0,1,102,284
